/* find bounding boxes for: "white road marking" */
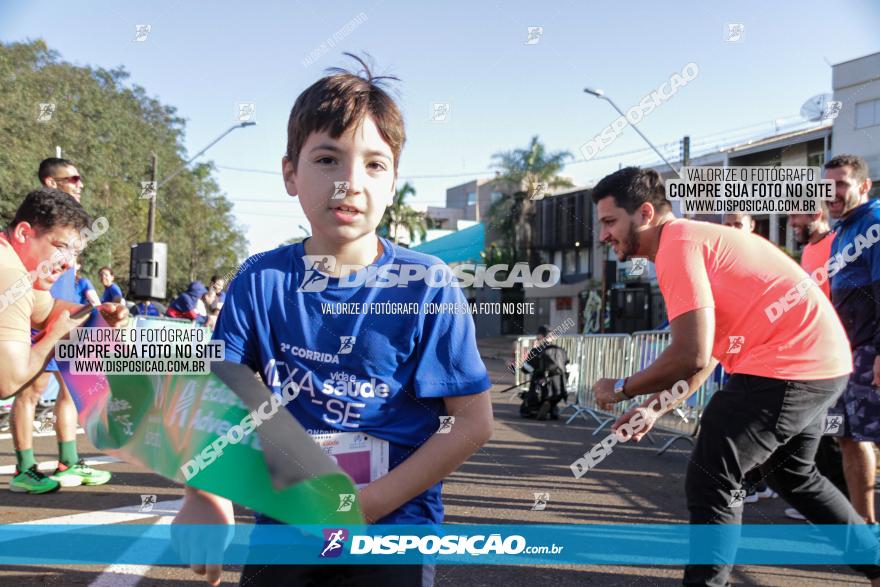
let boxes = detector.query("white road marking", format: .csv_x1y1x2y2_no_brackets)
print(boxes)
87,515,175,587
0,427,85,441
0,455,119,476
8,498,182,526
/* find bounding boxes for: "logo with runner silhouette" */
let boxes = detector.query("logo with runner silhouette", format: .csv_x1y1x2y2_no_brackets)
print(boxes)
319,528,348,558
299,255,336,292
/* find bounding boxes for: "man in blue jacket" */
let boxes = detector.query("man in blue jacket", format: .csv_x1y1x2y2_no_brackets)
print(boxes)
826,154,879,528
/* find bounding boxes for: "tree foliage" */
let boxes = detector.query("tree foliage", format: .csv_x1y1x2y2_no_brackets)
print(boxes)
0,39,247,299
378,181,426,245
485,136,573,263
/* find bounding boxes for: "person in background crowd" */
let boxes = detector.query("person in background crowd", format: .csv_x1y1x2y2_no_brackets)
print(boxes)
824,154,880,529
3,189,121,494
519,325,569,421
166,281,209,325
73,260,99,306
207,275,226,314
10,159,112,494
98,267,124,304
130,299,166,318
784,200,847,521
722,212,757,233
722,211,775,505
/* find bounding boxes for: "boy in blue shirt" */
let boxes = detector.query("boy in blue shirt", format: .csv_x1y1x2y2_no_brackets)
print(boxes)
173,55,494,587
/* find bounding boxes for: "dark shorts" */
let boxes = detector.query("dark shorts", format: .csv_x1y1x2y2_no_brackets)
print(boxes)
239,563,435,587
833,345,880,441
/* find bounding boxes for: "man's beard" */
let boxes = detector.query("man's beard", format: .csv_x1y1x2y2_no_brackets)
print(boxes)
617,225,641,261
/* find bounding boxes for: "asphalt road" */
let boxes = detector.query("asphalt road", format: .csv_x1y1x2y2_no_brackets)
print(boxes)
0,345,867,586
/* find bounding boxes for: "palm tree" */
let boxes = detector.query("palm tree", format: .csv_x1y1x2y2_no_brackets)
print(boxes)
379,181,427,245
488,136,573,263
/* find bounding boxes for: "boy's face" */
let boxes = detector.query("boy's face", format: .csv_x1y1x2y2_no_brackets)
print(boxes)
282,115,396,245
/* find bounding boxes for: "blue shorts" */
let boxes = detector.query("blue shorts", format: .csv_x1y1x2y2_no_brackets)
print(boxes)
31,328,59,372
833,345,880,441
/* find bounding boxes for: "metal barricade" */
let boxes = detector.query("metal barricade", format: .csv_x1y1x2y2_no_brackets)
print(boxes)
512,329,723,456
628,330,723,454
511,336,537,401
551,335,582,405
564,334,631,428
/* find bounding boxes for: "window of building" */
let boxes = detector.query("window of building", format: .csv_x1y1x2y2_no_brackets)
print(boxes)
806,141,825,168
856,98,880,129
537,250,551,265
490,191,503,203
578,248,590,274
467,191,477,206
564,250,576,275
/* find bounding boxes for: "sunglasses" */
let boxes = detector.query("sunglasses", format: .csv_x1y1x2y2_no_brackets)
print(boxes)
54,175,82,184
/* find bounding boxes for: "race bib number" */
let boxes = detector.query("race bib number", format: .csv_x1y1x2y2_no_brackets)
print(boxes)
309,431,389,488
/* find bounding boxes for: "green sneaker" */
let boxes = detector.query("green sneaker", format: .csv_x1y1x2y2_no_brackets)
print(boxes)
10,464,61,494
51,459,111,486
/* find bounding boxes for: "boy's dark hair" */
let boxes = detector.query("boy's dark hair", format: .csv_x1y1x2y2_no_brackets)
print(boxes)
591,167,670,214
537,325,549,337
11,188,91,234
286,53,406,172
38,158,76,183
99,266,114,276
825,154,870,184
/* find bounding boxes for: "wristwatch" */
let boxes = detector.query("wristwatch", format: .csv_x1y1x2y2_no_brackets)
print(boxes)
613,378,630,402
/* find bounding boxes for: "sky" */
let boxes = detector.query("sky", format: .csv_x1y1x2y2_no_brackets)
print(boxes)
1,0,878,256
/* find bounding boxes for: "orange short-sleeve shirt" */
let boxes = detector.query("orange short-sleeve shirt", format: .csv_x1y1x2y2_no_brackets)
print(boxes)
654,219,851,380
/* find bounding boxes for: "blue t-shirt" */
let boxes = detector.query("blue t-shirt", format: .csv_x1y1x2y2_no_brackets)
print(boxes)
831,199,880,349
214,237,491,525
75,277,96,305
50,268,79,303
101,283,124,303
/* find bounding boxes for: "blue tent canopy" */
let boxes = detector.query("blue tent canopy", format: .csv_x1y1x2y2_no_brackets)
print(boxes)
412,223,485,264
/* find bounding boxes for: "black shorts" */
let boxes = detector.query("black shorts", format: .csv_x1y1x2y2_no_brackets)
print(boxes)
239,563,434,587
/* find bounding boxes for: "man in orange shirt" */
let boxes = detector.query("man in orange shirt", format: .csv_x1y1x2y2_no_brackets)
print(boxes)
721,212,756,233
589,167,879,586
791,203,834,298
785,202,846,521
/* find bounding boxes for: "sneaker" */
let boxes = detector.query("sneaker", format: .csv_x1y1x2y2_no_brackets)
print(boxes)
744,491,760,504
10,464,61,494
784,507,807,521
51,459,111,486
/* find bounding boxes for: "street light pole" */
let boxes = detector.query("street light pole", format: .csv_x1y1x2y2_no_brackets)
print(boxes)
583,87,679,178
146,121,256,242
158,121,257,189
147,153,158,242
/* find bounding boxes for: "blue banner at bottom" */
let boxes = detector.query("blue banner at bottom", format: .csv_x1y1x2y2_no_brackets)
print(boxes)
0,524,878,566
